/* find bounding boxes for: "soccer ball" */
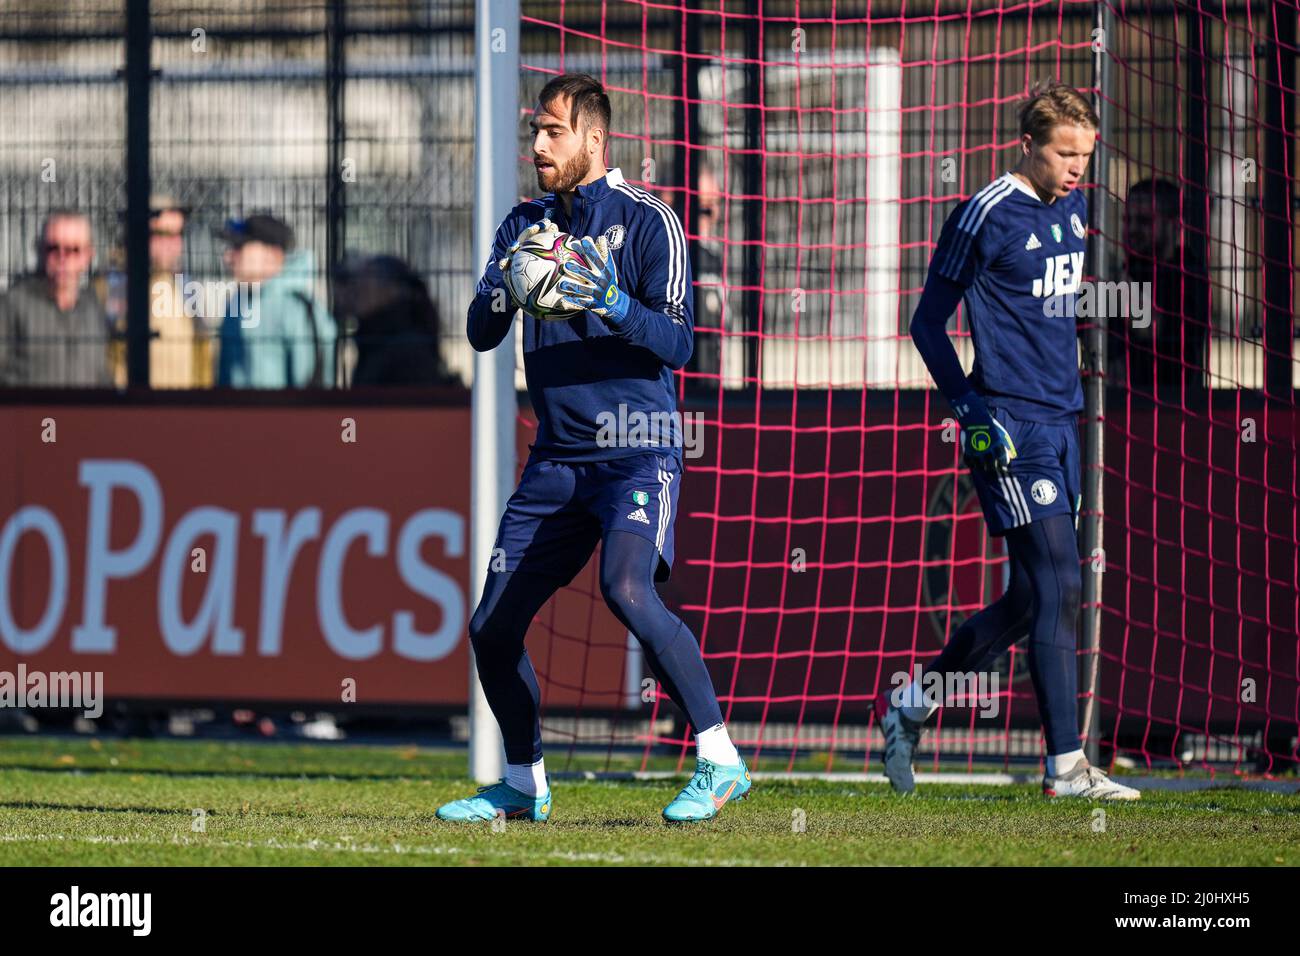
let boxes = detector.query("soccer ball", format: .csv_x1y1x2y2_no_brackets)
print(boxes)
504,228,594,321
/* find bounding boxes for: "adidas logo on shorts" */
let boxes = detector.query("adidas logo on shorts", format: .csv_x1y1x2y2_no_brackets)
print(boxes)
626,507,651,525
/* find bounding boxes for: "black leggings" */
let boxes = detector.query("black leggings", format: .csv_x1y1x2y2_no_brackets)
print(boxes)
924,513,1082,755
470,530,724,763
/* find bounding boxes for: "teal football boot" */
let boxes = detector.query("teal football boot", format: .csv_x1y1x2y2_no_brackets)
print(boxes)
662,756,752,823
435,780,552,822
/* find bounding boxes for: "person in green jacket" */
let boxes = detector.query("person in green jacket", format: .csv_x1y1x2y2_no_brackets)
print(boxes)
214,214,335,388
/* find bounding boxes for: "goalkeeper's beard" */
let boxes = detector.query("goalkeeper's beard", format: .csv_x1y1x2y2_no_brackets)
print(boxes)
537,149,592,195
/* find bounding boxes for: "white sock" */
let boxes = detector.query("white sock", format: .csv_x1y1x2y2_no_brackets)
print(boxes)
506,758,547,797
696,723,741,766
1047,749,1086,778
898,679,939,724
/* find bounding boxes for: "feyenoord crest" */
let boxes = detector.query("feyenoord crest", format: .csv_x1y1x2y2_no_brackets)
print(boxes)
632,490,649,506
1050,223,1063,243
1070,213,1085,238
1031,479,1058,505
604,223,627,249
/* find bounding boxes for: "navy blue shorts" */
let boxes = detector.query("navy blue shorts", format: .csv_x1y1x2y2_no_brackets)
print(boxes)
493,451,682,584
969,406,1082,536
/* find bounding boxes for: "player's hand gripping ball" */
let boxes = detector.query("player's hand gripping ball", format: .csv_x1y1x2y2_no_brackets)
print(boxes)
500,220,597,321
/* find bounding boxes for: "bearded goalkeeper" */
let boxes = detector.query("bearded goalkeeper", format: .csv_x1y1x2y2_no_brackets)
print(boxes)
436,74,750,825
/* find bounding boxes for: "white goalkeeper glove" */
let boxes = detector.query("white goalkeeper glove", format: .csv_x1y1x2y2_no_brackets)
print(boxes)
495,219,557,310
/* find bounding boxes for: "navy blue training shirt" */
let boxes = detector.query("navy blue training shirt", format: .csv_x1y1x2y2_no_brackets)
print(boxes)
467,166,694,461
920,171,1088,422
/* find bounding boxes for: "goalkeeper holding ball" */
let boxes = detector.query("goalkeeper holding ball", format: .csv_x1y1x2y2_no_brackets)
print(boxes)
441,74,750,824
879,82,1140,801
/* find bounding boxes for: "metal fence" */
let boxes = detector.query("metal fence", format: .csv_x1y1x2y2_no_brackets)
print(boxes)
0,0,479,388
0,0,1294,394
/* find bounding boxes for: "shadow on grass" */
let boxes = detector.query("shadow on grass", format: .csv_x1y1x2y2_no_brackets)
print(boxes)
0,800,191,816
0,763,438,784
0,800,444,829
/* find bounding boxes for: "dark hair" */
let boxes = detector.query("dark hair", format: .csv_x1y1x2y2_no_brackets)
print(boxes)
375,256,441,335
537,73,612,134
1127,178,1181,212
338,254,441,336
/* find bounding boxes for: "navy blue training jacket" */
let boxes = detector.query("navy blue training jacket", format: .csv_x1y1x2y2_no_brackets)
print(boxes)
467,167,694,461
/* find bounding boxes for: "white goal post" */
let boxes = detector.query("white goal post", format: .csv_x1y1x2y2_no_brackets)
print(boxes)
468,0,519,784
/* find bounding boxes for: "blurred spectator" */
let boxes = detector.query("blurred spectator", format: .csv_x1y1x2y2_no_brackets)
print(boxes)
334,254,460,386
686,163,725,382
0,210,112,387
214,214,336,388
96,194,213,388
1113,178,1209,392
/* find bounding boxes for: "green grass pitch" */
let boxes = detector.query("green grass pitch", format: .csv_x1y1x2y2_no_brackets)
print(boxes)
0,737,1295,866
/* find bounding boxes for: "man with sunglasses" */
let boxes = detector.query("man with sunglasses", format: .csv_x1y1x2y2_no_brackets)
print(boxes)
0,210,112,387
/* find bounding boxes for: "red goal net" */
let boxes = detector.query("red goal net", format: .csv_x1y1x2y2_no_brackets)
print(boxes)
510,0,1299,778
